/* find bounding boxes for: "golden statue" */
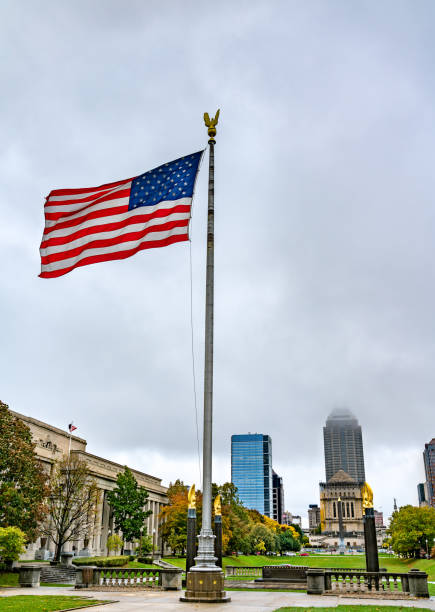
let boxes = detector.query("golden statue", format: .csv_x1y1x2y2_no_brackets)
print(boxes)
214,494,222,516
361,482,374,509
204,109,220,140
188,484,196,509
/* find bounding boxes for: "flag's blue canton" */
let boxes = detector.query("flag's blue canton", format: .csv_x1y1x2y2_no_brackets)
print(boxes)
129,151,203,211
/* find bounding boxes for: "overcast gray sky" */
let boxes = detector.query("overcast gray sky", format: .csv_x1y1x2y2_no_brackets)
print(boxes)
1,0,434,524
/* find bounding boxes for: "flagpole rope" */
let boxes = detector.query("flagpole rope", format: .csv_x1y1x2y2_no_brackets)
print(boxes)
189,238,202,488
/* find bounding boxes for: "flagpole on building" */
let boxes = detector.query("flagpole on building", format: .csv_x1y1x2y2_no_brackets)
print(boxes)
181,110,229,602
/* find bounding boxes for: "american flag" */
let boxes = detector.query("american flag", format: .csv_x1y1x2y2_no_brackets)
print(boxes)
40,151,203,278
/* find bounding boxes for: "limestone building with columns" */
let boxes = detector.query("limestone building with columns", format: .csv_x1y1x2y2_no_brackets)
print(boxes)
11,411,168,560
319,469,365,548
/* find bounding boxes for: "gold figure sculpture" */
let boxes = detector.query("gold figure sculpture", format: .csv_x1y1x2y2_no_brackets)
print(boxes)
214,494,222,516
188,484,196,509
204,109,220,140
361,482,374,509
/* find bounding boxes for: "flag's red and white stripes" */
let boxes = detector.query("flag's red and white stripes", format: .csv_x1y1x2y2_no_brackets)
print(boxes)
40,176,192,278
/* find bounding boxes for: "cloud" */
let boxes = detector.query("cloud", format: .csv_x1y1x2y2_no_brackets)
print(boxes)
1,0,434,523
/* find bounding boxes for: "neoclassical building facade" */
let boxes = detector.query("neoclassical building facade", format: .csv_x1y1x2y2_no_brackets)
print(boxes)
319,469,365,548
12,411,168,560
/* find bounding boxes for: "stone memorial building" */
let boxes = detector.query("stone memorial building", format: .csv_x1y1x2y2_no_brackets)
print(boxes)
11,411,168,560
319,469,365,547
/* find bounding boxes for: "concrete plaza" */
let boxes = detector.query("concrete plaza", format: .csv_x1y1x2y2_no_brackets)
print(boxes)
1,587,435,611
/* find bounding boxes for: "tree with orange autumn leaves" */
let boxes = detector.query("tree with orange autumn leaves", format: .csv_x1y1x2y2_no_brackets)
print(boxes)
159,480,301,555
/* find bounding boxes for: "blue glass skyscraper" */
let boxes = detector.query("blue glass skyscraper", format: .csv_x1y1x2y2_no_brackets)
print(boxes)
231,433,272,516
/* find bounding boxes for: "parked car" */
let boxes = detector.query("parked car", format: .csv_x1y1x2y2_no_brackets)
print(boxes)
299,552,309,556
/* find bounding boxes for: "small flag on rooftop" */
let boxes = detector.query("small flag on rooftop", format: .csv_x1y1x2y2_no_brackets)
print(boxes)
40,151,204,278
68,423,77,433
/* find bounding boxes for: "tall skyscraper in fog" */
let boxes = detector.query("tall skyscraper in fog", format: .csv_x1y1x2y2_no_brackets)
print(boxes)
423,438,435,508
323,408,365,483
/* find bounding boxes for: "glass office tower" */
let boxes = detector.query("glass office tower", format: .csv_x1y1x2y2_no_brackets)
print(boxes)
231,433,272,516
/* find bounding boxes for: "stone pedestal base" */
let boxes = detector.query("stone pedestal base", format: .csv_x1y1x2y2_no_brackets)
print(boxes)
180,570,230,603
19,566,41,588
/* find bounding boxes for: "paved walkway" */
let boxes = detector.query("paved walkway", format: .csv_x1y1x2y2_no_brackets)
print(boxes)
0,587,435,611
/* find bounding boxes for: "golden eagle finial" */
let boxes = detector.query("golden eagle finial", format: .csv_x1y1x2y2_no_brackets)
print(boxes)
214,494,222,516
188,484,196,509
361,482,374,509
204,109,220,141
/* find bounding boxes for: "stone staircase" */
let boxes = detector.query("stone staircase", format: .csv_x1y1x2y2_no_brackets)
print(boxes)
40,565,77,584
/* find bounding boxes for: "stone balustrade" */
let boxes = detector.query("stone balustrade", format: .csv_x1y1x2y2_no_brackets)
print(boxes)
307,568,429,598
75,566,182,590
225,566,262,578
225,565,385,580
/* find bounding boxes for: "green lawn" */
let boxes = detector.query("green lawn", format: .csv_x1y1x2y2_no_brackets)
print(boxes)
0,573,18,587
274,608,432,612
124,561,158,569
0,596,107,611
164,554,435,581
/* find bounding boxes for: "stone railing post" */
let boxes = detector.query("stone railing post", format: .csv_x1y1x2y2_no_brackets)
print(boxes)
159,568,183,590
93,569,102,586
307,568,325,594
225,566,234,577
408,569,429,598
19,565,41,588
75,566,96,589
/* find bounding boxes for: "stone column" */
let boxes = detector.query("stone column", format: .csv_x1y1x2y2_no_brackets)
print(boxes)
363,507,379,572
214,515,222,568
186,508,197,574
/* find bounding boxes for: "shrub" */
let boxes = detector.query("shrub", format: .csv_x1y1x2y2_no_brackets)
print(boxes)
107,534,123,556
0,527,27,568
137,556,153,564
73,555,127,567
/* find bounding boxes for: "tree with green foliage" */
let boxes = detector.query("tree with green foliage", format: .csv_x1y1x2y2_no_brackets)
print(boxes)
249,523,276,553
107,533,123,556
107,467,152,551
136,534,153,556
0,526,27,568
277,527,301,552
0,401,48,541
387,505,435,558
41,454,100,561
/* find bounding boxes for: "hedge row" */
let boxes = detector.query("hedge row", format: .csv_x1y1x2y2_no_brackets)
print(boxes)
73,556,127,567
